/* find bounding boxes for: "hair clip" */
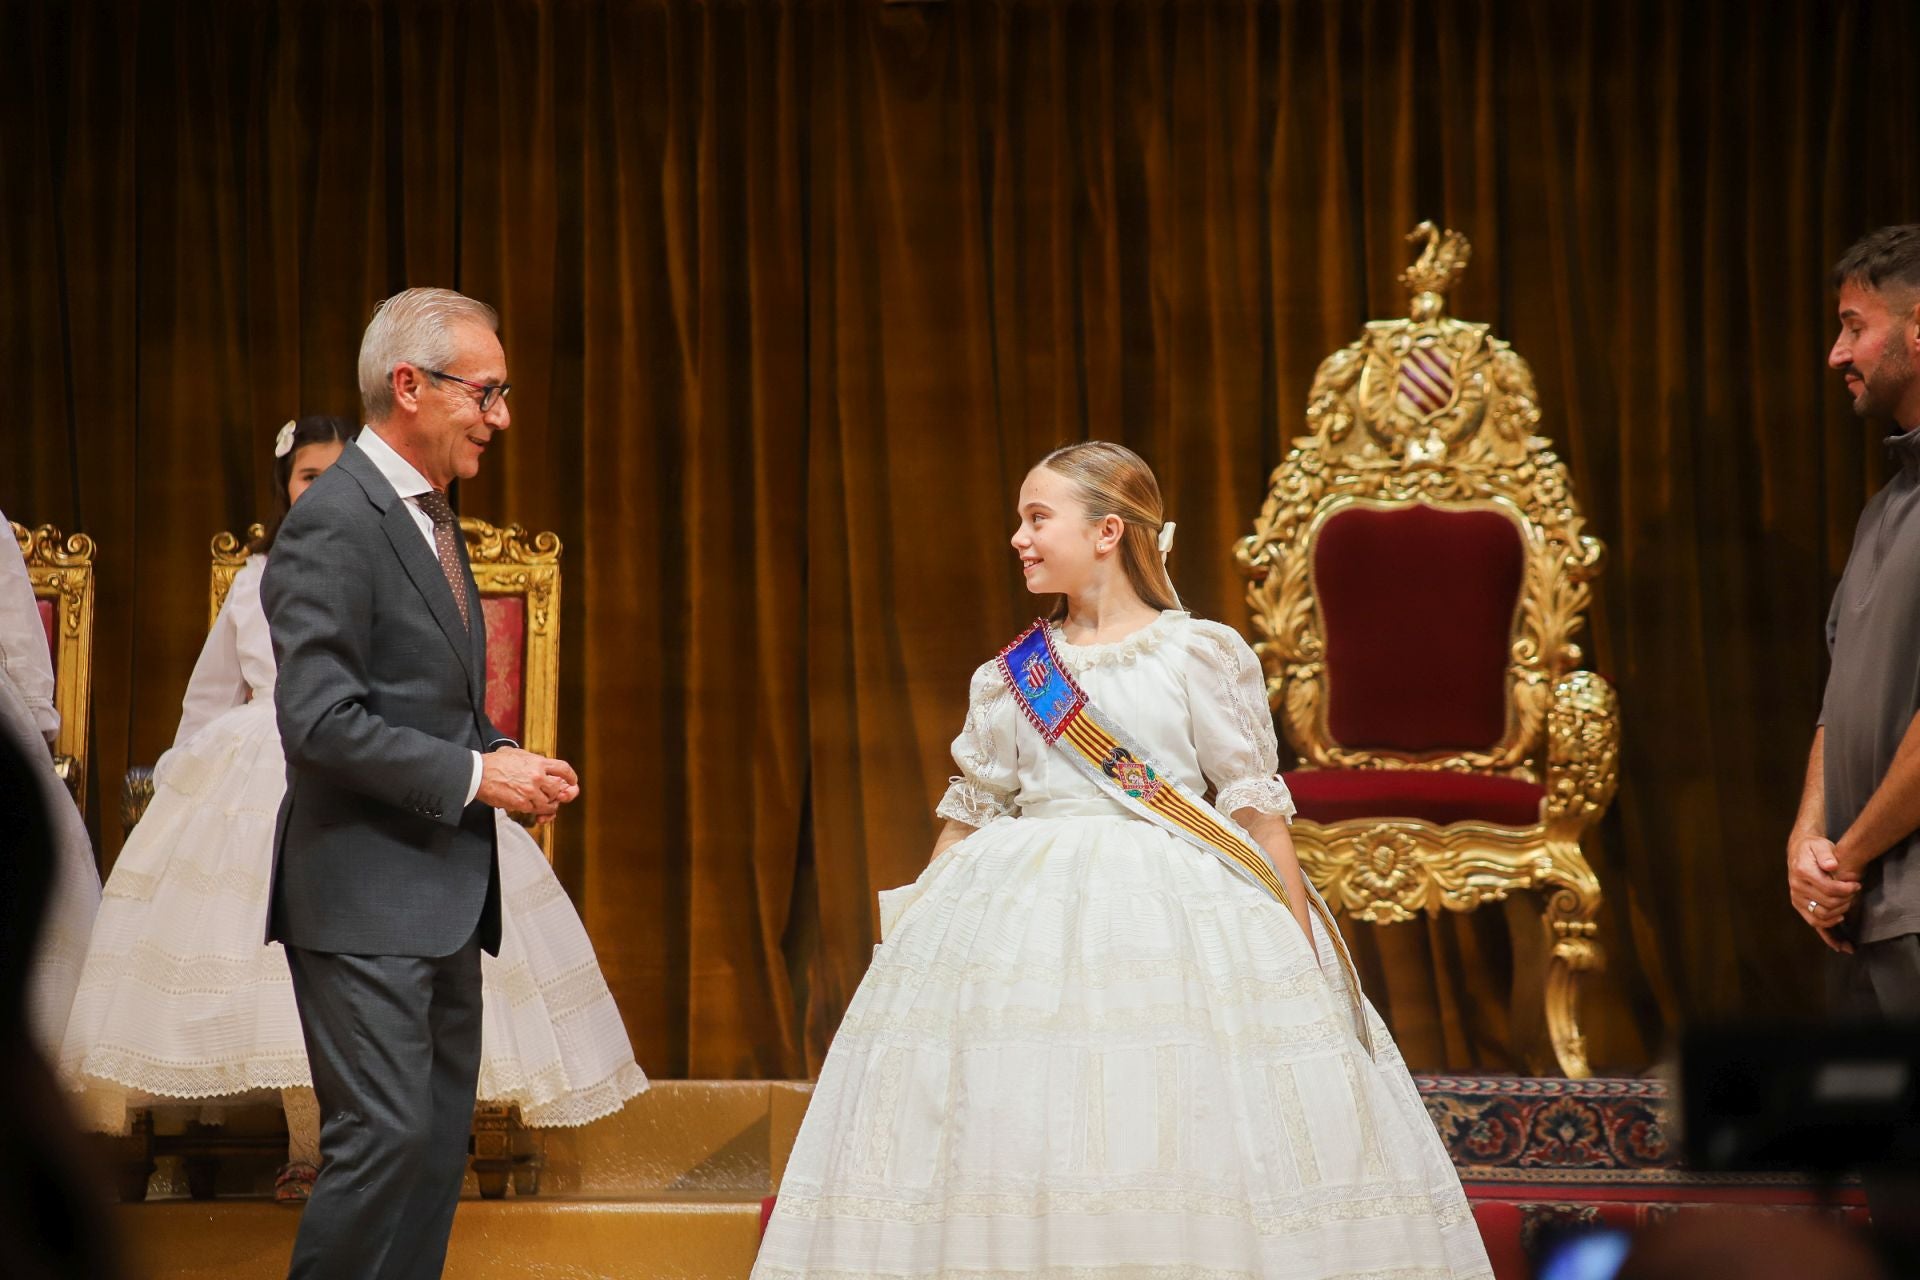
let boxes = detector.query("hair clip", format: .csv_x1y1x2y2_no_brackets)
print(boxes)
273,420,296,458
1157,521,1177,555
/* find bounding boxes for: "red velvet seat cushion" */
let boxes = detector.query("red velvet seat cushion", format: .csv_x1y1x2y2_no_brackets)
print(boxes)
1285,768,1544,827
1314,504,1524,753
481,595,526,744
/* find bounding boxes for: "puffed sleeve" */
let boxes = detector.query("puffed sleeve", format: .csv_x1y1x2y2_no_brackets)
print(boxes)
227,557,278,699
0,510,59,745
934,659,1021,826
169,564,254,752
1183,619,1296,820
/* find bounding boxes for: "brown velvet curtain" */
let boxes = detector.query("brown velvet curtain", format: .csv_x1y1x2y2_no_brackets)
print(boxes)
3,0,1916,1077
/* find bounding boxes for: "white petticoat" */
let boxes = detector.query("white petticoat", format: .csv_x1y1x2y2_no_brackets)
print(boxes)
756,814,1491,1280
58,698,647,1131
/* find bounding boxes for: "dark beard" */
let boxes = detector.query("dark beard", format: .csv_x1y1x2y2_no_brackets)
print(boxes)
1855,340,1916,420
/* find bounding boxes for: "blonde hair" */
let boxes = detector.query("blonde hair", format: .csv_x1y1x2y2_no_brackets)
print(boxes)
357,287,499,421
1033,441,1180,620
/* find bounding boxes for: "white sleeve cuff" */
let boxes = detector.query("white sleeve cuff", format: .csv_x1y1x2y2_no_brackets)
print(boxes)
466,751,484,807
936,777,1014,827
1216,776,1296,821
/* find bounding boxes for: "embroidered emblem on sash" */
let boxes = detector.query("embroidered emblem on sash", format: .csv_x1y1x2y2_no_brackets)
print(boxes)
996,625,1086,744
1100,746,1164,803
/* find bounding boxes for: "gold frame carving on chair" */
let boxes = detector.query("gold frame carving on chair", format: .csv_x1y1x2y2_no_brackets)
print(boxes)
12,521,98,805
209,526,264,626
1233,223,1620,1077
461,517,563,863
460,516,563,1197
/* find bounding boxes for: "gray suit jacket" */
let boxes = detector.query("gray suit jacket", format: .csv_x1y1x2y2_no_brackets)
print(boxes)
262,444,507,957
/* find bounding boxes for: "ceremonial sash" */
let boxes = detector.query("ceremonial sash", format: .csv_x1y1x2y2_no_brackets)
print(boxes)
997,619,1373,1054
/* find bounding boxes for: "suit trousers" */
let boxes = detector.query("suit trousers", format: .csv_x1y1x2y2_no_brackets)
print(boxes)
284,931,483,1280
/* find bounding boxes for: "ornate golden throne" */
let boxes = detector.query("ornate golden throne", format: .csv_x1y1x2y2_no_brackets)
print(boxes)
117,516,563,1199
1234,224,1619,1078
10,521,97,805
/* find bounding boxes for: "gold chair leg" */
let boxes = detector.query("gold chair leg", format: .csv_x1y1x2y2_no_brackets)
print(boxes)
471,1103,543,1198
510,1120,543,1197
114,1110,157,1202
471,1105,513,1200
1540,858,1603,1079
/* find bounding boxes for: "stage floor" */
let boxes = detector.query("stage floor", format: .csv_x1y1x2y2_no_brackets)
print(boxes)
111,1076,1865,1280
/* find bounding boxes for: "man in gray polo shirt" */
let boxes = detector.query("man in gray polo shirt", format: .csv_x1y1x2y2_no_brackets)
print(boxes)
1789,224,1920,1263
1790,225,1920,1001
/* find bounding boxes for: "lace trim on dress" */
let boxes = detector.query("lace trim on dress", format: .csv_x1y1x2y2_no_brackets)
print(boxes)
514,1062,650,1128
758,1264,1456,1280
955,675,1014,767
859,949,1324,1006
1047,610,1190,670
73,941,290,994
65,1047,313,1109
833,997,1352,1056
937,778,1013,826
1185,621,1275,765
1215,777,1296,819
757,1267,1265,1280
771,1181,1457,1241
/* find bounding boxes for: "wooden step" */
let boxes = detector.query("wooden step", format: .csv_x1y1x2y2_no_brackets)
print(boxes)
116,1195,765,1280
122,1079,816,1202
540,1078,814,1198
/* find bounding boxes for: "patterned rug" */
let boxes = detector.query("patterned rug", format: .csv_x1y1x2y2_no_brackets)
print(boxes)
1415,1075,1867,1279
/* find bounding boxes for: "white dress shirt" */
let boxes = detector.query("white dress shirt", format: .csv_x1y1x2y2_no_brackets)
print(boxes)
0,508,59,746
354,429,486,806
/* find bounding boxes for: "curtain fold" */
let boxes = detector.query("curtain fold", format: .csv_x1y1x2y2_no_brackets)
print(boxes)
4,0,1913,1076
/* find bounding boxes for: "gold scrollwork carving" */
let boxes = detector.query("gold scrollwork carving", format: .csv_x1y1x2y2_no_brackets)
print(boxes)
209,525,265,626
1546,670,1621,833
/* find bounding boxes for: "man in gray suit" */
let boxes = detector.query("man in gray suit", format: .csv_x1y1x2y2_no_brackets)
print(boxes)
263,288,580,1280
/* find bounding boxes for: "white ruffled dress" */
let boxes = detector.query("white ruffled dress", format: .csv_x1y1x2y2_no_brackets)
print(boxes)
756,611,1490,1280
57,556,648,1131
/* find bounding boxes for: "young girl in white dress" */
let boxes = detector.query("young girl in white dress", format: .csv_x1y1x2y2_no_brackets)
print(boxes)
756,442,1490,1279
59,417,647,1201
0,507,100,1061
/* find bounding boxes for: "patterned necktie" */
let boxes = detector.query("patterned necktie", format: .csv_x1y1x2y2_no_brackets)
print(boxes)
413,488,471,630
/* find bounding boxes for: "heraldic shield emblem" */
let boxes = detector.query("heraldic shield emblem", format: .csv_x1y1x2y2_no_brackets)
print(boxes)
1325,221,1543,467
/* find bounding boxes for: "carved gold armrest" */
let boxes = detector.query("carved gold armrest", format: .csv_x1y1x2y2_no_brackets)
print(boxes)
122,766,156,836
1544,670,1620,837
1537,668,1618,1078
51,753,79,799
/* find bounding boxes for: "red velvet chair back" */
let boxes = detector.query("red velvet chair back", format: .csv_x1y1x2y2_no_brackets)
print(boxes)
39,598,57,676
1311,502,1524,755
481,595,527,746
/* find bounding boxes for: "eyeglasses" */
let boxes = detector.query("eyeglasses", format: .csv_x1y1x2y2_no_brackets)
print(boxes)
426,369,512,413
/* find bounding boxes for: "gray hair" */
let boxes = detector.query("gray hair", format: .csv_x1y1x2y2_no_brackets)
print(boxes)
357,287,499,421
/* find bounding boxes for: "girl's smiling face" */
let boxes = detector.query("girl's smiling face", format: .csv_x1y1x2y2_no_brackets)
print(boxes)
1010,465,1119,597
